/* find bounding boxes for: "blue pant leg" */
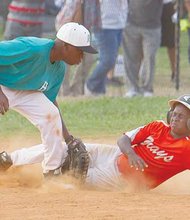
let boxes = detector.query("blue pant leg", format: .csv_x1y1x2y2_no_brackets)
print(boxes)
87,29,122,94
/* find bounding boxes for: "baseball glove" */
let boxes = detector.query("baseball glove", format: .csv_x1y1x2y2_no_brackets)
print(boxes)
61,135,89,182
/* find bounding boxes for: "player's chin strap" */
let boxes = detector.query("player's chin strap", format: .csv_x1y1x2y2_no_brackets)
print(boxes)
166,108,173,124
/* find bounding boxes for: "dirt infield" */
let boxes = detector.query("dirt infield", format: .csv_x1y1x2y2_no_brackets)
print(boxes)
1,136,190,220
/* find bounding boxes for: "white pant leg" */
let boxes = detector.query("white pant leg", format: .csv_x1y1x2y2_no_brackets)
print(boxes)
2,87,67,173
10,144,44,165
85,144,124,189
9,141,126,189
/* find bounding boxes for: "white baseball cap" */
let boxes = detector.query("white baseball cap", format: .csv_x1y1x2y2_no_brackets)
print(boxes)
56,22,97,54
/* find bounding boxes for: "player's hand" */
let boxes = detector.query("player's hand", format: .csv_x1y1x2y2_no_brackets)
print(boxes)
127,151,148,172
0,90,9,115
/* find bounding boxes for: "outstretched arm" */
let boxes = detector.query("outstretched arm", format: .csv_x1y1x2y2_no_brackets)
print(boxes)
53,100,71,141
117,134,148,171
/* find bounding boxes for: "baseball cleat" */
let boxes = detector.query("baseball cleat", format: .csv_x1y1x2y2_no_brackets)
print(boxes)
0,151,13,171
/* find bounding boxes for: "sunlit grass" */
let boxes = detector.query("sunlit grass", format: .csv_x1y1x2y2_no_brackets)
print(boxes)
0,96,170,139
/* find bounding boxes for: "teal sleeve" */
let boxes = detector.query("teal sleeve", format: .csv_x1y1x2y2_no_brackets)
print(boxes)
0,38,35,66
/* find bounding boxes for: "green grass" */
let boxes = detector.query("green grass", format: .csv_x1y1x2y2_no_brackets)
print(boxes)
0,96,170,139
59,97,169,136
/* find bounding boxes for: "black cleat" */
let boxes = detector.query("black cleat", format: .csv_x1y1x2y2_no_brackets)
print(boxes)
0,151,13,171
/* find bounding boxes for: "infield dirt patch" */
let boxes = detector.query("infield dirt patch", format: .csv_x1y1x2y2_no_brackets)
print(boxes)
1,136,190,220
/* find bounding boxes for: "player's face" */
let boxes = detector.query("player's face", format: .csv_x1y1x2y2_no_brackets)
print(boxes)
170,104,190,137
64,44,83,65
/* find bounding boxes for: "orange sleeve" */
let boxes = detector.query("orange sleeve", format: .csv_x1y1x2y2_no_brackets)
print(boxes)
130,121,163,145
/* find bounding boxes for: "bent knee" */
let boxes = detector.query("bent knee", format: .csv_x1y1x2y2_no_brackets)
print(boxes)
37,105,61,131
45,106,60,123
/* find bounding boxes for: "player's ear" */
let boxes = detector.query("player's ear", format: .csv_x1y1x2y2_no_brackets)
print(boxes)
64,43,70,51
187,119,190,130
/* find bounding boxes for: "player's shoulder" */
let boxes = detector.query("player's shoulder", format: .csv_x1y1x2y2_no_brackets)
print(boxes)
153,120,169,126
147,120,169,131
18,37,53,47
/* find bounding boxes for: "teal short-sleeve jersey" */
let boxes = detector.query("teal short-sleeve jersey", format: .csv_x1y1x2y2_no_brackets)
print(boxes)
0,37,66,102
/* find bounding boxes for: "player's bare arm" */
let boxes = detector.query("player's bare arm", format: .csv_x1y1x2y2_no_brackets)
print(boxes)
117,134,148,171
53,100,71,141
0,86,9,115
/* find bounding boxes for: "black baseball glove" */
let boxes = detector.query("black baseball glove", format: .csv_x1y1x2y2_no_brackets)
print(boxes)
61,135,89,182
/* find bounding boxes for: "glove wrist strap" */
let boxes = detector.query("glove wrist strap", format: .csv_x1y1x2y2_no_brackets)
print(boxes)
65,135,74,145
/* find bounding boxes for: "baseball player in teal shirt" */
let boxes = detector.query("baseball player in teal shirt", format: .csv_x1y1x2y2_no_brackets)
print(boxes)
0,22,97,177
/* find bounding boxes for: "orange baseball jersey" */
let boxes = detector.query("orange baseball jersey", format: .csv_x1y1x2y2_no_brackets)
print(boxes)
117,120,190,189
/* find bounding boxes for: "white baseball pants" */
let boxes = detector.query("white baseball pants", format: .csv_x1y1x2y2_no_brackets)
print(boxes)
10,142,125,189
2,86,67,173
